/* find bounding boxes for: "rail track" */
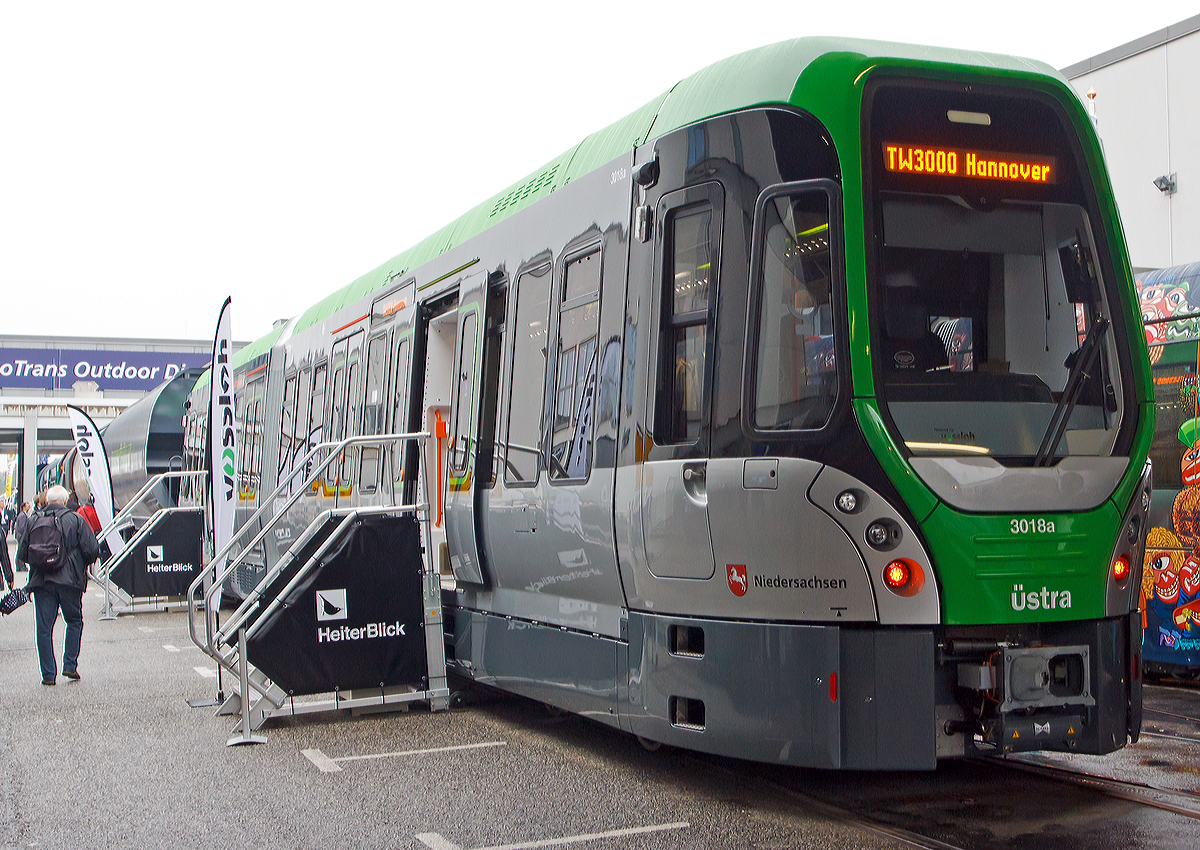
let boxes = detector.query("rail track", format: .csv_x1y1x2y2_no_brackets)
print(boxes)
994,756,1200,820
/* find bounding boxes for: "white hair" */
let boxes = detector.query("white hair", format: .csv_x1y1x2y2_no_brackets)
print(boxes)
46,485,71,505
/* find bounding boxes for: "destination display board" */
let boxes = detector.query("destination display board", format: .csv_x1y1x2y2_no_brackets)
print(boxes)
882,142,1058,184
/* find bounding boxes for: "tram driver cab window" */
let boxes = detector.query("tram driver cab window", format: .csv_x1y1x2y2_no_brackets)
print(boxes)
750,186,839,433
882,271,950,373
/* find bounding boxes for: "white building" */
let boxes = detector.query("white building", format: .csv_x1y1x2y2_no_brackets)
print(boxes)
1064,14,1200,272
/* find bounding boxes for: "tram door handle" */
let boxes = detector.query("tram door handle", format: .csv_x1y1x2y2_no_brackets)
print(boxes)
681,461,708,506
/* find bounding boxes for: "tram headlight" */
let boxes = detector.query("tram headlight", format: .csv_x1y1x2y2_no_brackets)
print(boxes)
836,490,859,514
866,520,897,549
1126,514,1141,545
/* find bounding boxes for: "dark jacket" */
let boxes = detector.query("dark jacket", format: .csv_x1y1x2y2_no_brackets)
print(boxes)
17,504,101,591
14,509,31,542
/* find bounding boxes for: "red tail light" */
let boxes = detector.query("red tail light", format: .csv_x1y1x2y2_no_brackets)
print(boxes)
882,558,926,597
884,561,910,588
1113,554,1131,583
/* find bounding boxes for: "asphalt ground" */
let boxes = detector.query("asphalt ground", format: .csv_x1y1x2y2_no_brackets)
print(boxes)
3,555,1198,849
0,576,911,850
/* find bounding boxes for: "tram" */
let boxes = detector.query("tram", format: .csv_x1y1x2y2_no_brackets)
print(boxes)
39,366,202,515
183,37,1153,769
1139,263,1200,680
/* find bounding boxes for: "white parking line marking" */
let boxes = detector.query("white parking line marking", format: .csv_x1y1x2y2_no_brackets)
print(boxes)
415,822,690,850
193,666,217,678
162,645,181,652
138,626,154,633
301,748,342,773
335,741,506,764
416,835,461,850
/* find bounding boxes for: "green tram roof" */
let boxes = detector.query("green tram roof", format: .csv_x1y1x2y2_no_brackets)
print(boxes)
193,322,287,391
228,36,1061,373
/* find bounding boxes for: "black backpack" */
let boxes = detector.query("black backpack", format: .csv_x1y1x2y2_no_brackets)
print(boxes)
27,513,66,574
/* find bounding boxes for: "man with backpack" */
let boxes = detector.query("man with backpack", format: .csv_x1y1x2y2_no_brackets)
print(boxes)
13,501,33,573
18,485,100,685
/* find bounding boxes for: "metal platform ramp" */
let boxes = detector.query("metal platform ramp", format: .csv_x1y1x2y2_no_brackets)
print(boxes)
186,433,447,745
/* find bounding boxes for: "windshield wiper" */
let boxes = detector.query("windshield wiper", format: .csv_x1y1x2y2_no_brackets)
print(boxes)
1033,317,1109,467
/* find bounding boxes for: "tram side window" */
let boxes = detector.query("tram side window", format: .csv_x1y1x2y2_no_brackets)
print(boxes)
343,357,362,481
450,312,479,474
250,399,262,494
504,265,549,482
363,334,390,437
360,334,390,493
505,264,552,485
236,383,255,495
390,339,411,488
278,374,297,478
1150,361,1194,492
346,357,362,437
280,367,311,492
307,364,327,494
550,249,601,480
327,363,346,487
752,190,838,431
656,206,714,445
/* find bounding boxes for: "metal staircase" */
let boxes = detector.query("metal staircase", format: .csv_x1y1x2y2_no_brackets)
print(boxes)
90,470,208,619
186,432,447,745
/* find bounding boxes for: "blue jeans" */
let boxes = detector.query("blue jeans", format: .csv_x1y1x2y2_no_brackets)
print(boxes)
33,583,84,682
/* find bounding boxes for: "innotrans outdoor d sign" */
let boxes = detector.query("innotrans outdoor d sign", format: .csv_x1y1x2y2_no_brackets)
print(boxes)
0,347,195,392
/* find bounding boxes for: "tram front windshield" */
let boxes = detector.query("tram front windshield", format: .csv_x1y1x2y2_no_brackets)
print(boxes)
868,83,1128,464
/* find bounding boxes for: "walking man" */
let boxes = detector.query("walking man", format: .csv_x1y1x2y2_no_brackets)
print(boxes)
14,501,32,573
0,497,13,591
18,485,100,685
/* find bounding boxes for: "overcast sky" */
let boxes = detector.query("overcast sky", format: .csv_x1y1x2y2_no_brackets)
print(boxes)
2,2,1196,345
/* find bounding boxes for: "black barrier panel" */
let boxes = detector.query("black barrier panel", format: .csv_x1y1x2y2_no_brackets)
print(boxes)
110,509,205,597
245,514,427,695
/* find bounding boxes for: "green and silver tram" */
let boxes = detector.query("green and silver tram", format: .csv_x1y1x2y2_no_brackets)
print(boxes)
187,37,1152,768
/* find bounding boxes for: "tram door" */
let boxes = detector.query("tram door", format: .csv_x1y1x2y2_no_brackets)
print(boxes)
386,285,417,503
637,172,725,580
444,270,502,585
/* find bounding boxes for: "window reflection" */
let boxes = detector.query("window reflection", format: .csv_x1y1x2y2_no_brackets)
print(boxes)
550,250,601,480
505,265,552,484
753,192,837,431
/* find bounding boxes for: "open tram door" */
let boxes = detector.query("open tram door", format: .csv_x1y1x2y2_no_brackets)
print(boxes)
418,267,499,586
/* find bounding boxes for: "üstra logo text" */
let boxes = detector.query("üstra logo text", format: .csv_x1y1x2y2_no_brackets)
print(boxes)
1011,584,1072,611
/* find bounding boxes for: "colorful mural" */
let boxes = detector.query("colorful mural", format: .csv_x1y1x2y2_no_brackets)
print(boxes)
1138,262,1200,349
1140,265,1200,674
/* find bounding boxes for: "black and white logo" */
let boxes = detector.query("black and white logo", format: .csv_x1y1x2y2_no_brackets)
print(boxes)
316,588,347,622
146,545,163,563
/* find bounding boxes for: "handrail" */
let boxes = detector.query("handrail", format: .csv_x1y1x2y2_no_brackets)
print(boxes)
218,501,423,645
96,469,208,557
91,471,208,616
187,431,429,661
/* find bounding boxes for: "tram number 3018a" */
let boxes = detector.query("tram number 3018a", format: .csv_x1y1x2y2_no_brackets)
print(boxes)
1011,518,1057,534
